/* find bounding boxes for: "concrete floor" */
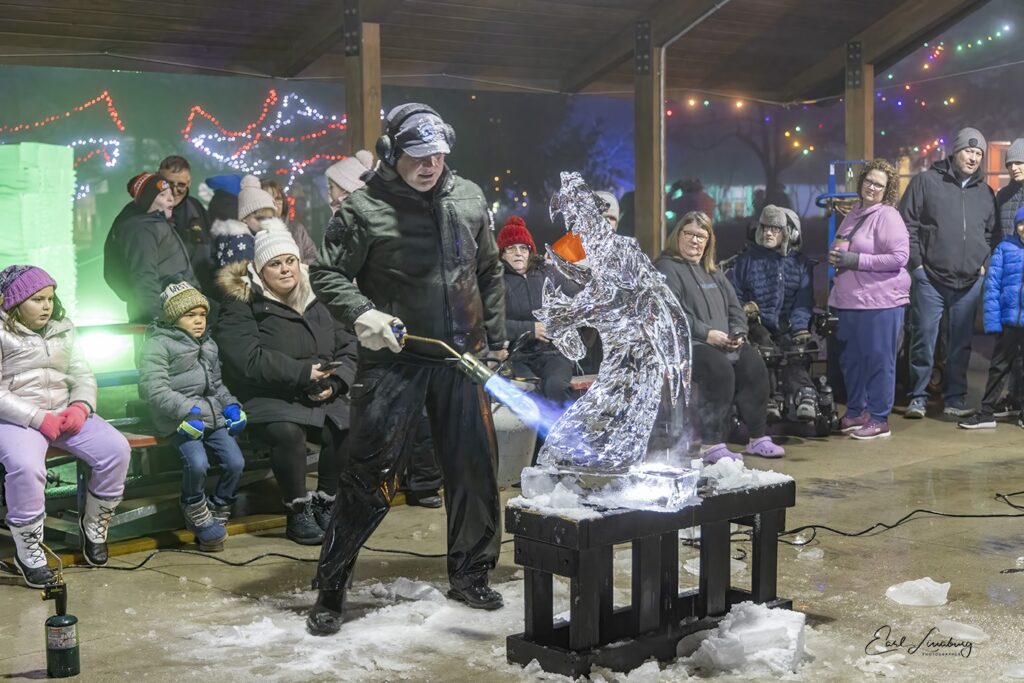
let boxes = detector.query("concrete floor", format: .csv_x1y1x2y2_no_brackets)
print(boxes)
3,360,1024,681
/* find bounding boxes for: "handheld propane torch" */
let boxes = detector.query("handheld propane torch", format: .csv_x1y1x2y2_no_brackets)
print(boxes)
391,323,499,384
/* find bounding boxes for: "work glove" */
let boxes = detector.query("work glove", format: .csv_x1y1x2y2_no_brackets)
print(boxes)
177,406,205,441
354,309,403,353
791,330,812,346
223,403,247,436
38,413,62,442
832,250,860,270
58,403,90,435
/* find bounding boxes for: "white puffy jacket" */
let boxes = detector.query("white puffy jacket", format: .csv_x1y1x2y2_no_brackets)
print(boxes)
0,314,96,429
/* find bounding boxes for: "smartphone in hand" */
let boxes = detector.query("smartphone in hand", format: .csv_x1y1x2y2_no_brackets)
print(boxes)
318,360,344,371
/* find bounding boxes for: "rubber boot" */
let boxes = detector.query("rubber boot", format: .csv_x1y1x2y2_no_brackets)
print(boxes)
80,492,122,567
10,515,55,588
181,496,227,552
285,494,324,545
309,490,336,533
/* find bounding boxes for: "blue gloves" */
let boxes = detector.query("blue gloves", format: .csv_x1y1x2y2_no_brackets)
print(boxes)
223,403,247,436
178,406,204,440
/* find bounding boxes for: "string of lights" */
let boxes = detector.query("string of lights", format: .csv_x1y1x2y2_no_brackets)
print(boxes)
181,88,352,190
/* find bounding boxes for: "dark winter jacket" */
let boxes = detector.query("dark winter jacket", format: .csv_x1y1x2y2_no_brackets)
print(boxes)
138,323,238,436
170,195,215,294
995,181,1024,242
502,256,578,352
310,165,506,364
655,255,747,344
108,209,199,324
215,262,357,429
982,235,1024,333
899,157,996,289
727,244,813,334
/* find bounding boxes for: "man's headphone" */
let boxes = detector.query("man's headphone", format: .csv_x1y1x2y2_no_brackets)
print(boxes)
375,103,456,167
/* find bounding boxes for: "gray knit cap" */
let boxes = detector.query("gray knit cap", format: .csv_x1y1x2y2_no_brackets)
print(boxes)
759,204,787,228
1006,138,1024,167
952,127,986,156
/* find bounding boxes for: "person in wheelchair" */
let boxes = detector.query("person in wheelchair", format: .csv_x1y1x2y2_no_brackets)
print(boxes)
728,204,816,422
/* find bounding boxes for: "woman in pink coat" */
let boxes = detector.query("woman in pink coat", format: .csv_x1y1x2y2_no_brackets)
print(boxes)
828,159,911,440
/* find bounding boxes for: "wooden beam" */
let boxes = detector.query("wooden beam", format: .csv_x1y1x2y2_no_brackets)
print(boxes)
345,22,382,155
782,0,990,101
277,1,346,78
844,42,874,164
560,0,728,94
634,21,666,258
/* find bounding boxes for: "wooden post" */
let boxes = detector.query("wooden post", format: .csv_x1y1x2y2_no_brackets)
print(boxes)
343,7,381,156
634,20,665,257
844,41,874,170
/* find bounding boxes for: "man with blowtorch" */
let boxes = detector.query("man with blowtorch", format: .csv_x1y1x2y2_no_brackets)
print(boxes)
307,103,508,635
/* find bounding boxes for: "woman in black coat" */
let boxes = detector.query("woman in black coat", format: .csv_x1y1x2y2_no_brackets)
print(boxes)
216,229,356,545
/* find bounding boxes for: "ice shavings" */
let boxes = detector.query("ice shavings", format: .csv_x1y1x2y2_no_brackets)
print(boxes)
885,577,951,606
508,482,602,520
934,619,989,642
702,458,792,492
682,601,806,675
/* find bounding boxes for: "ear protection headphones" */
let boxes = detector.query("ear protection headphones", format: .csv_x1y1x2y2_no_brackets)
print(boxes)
375,103,456,167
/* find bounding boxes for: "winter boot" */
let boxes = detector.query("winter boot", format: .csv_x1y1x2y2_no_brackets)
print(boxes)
794,388,817,422
309,490,336,533
307,556,357,636
10,516,55,588
80,492,122,567
181,496,227,552
208,500,233,526
285,494,324,545
447,578,504,611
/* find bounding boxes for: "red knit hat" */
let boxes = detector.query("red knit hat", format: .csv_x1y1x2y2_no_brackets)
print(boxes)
497,216,536,253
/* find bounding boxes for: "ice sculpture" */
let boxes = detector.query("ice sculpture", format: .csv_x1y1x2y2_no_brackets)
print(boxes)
535,172,692,473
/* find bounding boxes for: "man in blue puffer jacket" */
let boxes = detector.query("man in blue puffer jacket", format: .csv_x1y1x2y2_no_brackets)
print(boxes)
729,204,815,420
959,206,1024,430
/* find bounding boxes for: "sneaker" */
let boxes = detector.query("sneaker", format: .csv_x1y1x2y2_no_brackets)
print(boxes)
839,411,870,433
993,397,1020,418
700,443,742,464
904,397,927,419
745,436,785,458
957,413,996,429
943,402,975,418
850,419,891,440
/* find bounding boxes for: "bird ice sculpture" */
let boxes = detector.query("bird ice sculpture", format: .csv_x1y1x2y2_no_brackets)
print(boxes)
535,172,692,473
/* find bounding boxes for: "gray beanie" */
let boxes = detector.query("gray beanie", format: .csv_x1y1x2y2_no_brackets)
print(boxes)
952,127,986,156
1005,138,1024,167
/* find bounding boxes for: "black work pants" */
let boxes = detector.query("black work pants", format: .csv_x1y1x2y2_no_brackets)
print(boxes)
691,343,770,443
401,410,443,494
252,419,346,501
316,361,501,590
980,327,1024,418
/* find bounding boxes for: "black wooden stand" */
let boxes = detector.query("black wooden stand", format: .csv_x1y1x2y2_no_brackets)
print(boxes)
505,480,796,677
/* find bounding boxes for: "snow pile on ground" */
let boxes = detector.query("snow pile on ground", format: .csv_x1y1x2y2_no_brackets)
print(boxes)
702,458,792,492
934,619,989,642
680,601,806,676
884,577,950,606
508,481,602,520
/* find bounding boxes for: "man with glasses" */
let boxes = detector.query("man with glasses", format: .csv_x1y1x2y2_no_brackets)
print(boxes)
158,156,214,295
900,127,996,419
729,204,815,421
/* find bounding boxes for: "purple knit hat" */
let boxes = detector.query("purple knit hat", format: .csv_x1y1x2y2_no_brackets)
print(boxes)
0,265,57,311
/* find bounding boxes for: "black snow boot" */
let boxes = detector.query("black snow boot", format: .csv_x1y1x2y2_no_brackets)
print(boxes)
447,580,504,611
306,555,356,636
285,495,324,545
309,490,336,533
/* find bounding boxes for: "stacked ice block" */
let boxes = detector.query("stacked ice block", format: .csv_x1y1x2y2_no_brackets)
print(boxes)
0,143,77,314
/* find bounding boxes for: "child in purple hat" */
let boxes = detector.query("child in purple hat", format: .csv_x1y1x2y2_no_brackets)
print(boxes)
0,265,131,587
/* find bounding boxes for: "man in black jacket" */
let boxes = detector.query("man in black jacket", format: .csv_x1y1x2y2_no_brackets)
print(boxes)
900,127,996,418
158,156,215,294
307,104,507,635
